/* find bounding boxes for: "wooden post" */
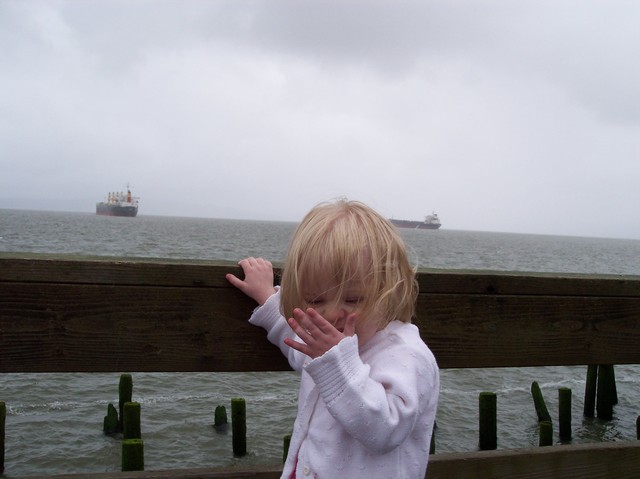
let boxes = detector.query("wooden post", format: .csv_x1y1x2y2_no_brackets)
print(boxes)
118,374,133,433
123,402,141,440
539,420,553,447
214,405,228,433
559,387,572,440
103,403,119,434
430,427,436,455
122,438,144,471
597,365,614,421
1,401,5,473
611,365,618,405
479,392,497,450
232,398,247,457
283,434,291,463
531,381,552,423
584,365,598,417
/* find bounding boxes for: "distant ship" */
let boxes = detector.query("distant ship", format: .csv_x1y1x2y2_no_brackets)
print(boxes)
96,185,139,217
390,213,441,230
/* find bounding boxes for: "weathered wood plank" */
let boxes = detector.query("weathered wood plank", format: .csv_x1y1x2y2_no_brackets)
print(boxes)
17,441,640,479
2,284,639,371
2,255,640,371
426,440,640,479
2,253,640,296
20,464,283,479
0,282,289,372
416,269,640,297
419,294,640,368
0,254,238,288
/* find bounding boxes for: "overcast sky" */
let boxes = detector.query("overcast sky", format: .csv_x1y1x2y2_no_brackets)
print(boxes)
1,1,639,239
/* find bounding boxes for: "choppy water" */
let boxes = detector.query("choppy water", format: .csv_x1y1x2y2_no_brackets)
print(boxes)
1,209,640,477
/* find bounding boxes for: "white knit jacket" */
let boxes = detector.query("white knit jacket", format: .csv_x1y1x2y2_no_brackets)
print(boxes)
249,289,440,479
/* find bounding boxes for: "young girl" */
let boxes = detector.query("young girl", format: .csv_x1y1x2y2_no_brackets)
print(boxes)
226,199,439,479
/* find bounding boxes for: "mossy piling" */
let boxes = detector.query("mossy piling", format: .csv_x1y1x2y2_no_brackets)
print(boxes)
583,365,598,417
283,434,291,463
231,397,247,457
584,365,618,420
559,387,572,440
214,405,229,433
596,365,616,420
123,402,141,440
1,401,5,472
539,420,553,446
103,403,119,434
122,438,144,471
118,374,133,433
531,381,552,423
479,392,497,450
430,426,436,454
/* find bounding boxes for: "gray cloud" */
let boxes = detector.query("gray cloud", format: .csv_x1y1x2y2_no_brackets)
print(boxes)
1,0,639,239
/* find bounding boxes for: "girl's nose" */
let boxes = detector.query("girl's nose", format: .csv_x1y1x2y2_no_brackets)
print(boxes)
319,305,347,324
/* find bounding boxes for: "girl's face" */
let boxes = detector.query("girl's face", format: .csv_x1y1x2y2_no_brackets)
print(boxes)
302,275,380,347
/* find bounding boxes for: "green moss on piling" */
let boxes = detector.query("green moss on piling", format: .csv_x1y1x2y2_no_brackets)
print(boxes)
123,402,141,440
103,403,119,434
539,420,553,446
122,438,144,471
559,387,572,440
479,392,497,450
531,381,552,423
231,397,247,457
118,374,133,433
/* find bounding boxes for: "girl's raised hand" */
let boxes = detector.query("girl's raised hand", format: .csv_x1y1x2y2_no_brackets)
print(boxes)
226,257,277,305
284,308,357,359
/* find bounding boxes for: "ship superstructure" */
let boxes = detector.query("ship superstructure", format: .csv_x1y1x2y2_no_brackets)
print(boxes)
390,213,441,230
96,186,139,217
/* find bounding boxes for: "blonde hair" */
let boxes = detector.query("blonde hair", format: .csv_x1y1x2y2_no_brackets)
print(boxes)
280,199,417,329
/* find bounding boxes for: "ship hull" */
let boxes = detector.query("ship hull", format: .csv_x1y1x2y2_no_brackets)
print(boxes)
96,203,138,217
390,219,441,230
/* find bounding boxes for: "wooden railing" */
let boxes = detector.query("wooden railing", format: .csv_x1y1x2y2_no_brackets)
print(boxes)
2,253,640,478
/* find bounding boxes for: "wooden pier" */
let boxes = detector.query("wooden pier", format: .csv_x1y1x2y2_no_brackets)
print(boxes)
1,253,640,478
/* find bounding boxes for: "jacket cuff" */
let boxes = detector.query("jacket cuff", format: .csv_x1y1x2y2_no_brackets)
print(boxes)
305,335,363,406
248,286,281,330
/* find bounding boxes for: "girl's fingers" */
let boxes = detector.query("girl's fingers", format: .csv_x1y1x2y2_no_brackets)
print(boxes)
344,313,357,337
289,311,313,338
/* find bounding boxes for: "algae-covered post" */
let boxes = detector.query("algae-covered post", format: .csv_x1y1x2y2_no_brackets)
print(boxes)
123,402,141,440
1,401,5,472
596,365,617,420
103,403,119,434
118,374,133,433
559,387,572,440
214,405,228,433
430,427,436,454
539,420,553,447
479,392,497,451
583,365,598,417
122,438,144,471
232,397,247,457
283,434,291,464
531,381,552,423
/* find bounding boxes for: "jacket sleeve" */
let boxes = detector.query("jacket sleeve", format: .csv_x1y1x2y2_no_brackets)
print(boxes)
248,288,308,372
304,333,436,454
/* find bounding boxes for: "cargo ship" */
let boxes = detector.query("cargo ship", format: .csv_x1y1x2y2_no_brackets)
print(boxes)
96,185,139,217
390,213,441,230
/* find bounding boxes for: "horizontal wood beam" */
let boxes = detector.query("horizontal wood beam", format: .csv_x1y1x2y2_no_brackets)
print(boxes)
18,441,640,479
2,254,640,372
426,440,640,479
